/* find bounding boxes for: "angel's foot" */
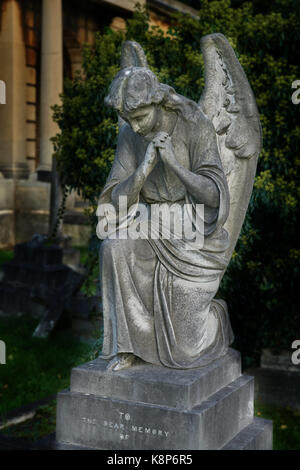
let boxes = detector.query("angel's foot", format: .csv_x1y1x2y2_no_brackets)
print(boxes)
106,353,137,371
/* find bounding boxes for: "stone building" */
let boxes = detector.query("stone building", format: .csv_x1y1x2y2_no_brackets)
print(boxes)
0,0,198,249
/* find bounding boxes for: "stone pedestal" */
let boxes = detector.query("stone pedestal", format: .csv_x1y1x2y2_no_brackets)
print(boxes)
55,349,272,450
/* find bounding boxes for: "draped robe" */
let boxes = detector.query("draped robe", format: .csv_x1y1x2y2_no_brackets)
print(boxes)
98,110,234,369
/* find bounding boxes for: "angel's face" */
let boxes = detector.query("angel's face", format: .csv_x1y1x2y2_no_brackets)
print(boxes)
122,105,159,139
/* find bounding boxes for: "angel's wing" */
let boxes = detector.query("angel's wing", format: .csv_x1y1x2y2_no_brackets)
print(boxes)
120,40,148,69
199,33,262,265
118,41,148,128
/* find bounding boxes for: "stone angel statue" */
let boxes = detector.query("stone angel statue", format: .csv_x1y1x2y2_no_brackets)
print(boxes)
97,35,262,371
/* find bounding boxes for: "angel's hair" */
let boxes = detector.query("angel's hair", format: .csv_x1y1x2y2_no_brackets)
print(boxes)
105,67,201,123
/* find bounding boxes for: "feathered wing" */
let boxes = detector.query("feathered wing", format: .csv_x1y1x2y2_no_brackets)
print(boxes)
199,33,262,265
120,40,148,69
118,41,148,128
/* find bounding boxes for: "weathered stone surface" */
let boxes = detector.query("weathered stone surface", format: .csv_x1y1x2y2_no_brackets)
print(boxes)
261,348,299,372
43,417,273,450
222,417,273,450
62,247,81,270
63,223,91,247
15,180,50,212
246,367,300,410
33,268,85,338
70,349,241,410
15,212,49,245
0,212,14,249
0,177,14,210
0,237,85,336
56,374,254,450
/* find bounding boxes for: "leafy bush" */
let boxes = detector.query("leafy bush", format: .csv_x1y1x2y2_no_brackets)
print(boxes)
52,0,300,366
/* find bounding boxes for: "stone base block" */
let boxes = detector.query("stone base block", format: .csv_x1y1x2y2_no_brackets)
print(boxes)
54,349,272,450
46,416,273,450
57,374,254,450
222,417,273,450
70,348,241,410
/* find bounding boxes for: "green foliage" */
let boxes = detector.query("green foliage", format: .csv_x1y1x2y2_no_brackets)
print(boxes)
53,0,300,364
0,250,14,267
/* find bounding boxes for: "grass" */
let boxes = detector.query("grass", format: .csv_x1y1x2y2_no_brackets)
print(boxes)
255,401,300,450
0,315,99,421
0,400,57,441
0,246,103,422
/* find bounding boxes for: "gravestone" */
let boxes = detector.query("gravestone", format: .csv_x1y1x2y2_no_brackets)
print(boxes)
54,35,273,449
55,349,272,450
246,349,300,410
0,234,85,337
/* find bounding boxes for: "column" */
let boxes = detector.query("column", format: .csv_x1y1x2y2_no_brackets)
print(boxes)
0,0,28,179
37,0,63,181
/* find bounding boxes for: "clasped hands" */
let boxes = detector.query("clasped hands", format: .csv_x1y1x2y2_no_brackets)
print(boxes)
144,132,177,172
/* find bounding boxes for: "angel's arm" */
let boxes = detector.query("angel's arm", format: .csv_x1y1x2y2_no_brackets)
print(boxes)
109,125,158,211
172,167,219,208
154,124,220,208
166,161,219,208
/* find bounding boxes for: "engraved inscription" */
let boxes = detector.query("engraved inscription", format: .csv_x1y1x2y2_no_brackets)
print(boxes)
81,410,170,441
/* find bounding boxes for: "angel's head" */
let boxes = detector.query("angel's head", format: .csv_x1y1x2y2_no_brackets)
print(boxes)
105,66,200,137
105,67,165,137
